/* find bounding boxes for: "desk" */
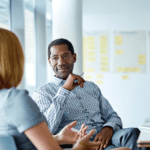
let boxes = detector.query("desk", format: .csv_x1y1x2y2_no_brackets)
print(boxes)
137,129,150,150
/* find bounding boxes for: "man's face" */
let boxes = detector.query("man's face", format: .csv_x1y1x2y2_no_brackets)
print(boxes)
48,44,76,80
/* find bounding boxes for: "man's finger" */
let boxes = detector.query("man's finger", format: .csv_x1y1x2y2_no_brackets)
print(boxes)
104,138,110,148
97,136,103,142
77,79,81,85
80,81,84,87
100,143,104,150
93,135,99,142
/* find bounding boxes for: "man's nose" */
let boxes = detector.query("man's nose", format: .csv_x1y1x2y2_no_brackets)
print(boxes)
58,57,65,65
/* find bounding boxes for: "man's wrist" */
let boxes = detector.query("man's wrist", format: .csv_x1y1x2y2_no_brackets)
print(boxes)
102,126,113,131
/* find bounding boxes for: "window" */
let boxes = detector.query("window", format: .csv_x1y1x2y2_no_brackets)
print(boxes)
24,0,36,94
0,0,10,29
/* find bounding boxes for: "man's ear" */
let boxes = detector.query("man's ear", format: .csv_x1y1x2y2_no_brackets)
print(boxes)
73,53,76,63
48,58,52,66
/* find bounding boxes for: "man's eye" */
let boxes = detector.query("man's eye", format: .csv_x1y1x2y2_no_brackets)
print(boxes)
64,55,69,58
53,57,58,60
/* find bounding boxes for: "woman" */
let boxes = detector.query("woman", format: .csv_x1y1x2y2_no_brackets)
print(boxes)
0,28,100,150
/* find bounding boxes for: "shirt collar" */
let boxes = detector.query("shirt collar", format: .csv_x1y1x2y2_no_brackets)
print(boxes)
53,75,66,85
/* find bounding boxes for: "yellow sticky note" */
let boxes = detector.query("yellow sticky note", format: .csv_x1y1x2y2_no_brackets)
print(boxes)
115,50,123,55
117,67,124,72
124,67,132,72
100,50,107,55
83,45,87,51
96,80,103,84
101,62,108,66
122,75,129,80
133,67,140,72
87,36,95,42
97,74,103,78
88,57,95,62
100,43,107,48
138,55,146,59
85,75,92,81
87,36,95,50
83,56,87,61
83,37,88,50
115,36,123,45
87,68,95,72
88,45,95,51
101,57,108,61
100,36,107,42
130,67,135,72
83,37,87,42
101,67,108,72
88,52,95,57
139,60,146,65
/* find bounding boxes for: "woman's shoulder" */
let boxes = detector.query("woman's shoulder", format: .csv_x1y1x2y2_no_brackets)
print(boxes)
2,87,32,109
8,87,29,99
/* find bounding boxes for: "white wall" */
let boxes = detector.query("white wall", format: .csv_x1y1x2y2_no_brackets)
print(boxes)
82,0,150,128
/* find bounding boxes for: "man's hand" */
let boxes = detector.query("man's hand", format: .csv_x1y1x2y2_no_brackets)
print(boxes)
93,127,113,150
62,73,85,91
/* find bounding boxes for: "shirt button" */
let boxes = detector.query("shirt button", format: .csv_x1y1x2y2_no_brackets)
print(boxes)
84,109,87,112
79,97,81,99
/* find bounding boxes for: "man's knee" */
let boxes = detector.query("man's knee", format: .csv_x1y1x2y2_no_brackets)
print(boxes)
125,128,140,139
112,127,140,149
121,128,140,149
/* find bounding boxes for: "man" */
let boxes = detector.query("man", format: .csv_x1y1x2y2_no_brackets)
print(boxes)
33,38,140,150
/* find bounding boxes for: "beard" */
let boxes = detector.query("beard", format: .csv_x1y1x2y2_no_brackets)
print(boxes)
54,63,74,80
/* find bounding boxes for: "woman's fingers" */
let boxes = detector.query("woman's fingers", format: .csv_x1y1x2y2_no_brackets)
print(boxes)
68,121,77,129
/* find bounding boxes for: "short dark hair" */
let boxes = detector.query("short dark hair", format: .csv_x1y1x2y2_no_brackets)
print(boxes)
48,38,74,58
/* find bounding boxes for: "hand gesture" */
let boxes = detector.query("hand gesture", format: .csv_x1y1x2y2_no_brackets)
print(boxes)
62,73,85,91
93,127,113,150
73,129,101,150
57,121,88,145
78,123,88,139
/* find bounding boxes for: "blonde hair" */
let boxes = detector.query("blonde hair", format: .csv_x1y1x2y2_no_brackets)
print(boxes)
0,28,24,89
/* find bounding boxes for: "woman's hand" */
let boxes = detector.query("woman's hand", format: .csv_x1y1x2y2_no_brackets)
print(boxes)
73,129,101,150
56,121,88,145
78,123,88,139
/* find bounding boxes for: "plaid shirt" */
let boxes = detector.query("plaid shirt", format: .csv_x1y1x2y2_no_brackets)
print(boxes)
33,76,122,135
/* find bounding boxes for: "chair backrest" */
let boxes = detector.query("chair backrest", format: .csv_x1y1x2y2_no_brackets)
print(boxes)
0,135,17,150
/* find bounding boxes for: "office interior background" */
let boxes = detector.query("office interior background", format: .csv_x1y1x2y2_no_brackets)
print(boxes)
0,0,150,129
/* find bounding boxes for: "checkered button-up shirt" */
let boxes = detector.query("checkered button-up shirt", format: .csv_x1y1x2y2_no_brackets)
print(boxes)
33,76,122,135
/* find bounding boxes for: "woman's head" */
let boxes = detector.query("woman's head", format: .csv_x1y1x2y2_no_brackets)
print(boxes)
0,28,24,89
